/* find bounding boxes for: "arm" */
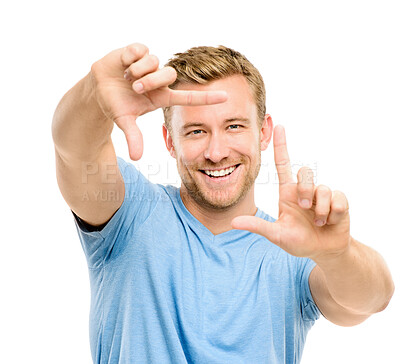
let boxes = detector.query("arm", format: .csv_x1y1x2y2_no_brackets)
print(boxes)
52,43,227,226
232,125,395,326
52,72,121,226
309,237,394,326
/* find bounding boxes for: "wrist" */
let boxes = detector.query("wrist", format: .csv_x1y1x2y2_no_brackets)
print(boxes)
311,236,355,270
83,72,110,124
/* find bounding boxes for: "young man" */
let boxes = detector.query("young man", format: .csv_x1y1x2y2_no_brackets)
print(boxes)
52,43,394,363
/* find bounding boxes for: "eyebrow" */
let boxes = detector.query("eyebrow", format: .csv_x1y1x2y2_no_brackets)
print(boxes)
224,117,250,124
180,117,251,133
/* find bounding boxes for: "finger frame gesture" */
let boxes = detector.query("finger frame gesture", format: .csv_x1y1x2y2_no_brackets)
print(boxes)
232,125,351,261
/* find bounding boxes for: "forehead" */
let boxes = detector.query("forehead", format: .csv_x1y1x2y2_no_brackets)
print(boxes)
170,75,258,130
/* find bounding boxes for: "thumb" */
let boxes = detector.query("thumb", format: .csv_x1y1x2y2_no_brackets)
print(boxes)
231,216,281,245
117,116,144,161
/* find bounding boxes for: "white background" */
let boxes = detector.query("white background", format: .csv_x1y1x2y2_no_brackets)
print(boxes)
1,0,399,363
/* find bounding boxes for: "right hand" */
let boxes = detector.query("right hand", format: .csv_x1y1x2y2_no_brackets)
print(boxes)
90,43,228,160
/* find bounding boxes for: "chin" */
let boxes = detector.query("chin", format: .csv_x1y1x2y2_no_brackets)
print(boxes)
181,179,250,211
178,157,260,211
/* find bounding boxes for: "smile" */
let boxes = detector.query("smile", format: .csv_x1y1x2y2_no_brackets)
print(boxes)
201,165,239,178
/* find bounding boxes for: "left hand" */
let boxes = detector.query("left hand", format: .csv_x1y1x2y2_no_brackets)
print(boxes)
231,125,351,261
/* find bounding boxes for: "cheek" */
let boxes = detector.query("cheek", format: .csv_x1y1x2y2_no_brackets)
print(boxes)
232,137,259,158
177,141,206,165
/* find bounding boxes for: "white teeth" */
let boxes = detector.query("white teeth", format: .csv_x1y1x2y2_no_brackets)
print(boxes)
204,166,236,177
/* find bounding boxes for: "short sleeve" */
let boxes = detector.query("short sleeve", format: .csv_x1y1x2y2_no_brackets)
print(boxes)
72,156,162,269
296,258,321,322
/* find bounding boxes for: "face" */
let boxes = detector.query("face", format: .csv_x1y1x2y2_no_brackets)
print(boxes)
163,75,272,211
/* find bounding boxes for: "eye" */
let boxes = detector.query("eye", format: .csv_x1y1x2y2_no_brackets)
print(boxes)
228,124,241,130
187,129,204,136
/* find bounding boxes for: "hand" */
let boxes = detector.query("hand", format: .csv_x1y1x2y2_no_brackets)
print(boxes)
231,125,351,262
90,43,227,160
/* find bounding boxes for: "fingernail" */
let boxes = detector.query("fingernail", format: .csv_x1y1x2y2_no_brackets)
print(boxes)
124,71,131,81
133,82,144,93
315,219,325,227
300,199,311,208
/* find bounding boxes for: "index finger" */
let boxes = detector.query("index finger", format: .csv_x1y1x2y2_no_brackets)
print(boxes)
273,125,294,185
168,89,228,106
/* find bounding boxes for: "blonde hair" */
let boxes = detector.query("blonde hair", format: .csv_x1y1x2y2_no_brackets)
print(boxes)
162,45,266,131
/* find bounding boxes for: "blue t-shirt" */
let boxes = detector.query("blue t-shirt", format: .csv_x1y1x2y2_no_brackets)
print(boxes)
73,157,320,364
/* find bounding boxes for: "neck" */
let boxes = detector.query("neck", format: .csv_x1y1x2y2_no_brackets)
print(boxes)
179,187,257,235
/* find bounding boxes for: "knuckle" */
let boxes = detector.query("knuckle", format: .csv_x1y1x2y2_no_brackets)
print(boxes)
333,189,345,198
134,42,148,52
127,42,148,54
122,45,138,64
122,43,148,66
332,190,349,212
147,54,159,69
125,44,137,56
317,184,331,196
331,202,348,214
90,61,102,81
297,166,313,183
296,167,304,179
90,61,99,75
128,64,140,78
186,91,193,105
165,66,177,82
278,158,291,169
297,166,309,175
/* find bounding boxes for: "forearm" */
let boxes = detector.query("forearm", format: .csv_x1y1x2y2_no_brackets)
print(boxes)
314,237,395,315
51,72,114,163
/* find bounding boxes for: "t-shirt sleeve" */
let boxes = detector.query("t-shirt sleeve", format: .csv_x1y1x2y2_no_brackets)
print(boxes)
72,156,162,269
296,257,321,322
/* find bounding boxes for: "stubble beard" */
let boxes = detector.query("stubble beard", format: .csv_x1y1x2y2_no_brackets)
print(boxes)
178,152,261,211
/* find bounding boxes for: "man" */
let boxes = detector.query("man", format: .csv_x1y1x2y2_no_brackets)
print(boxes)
52,43,394,363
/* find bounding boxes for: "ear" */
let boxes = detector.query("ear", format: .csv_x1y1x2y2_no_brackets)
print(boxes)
162,124,176,158
260,114,273,151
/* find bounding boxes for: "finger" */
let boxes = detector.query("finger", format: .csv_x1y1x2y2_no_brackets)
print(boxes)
131,66,177,94
297,166,315,209
326,190,349,225
313,185,332,226
115,115,144,161
126,54,160,85
168,89,228,106
231,216,281,245
273,125,294,186
120,43,149,68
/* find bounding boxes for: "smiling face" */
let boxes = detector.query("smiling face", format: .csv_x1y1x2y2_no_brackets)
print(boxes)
163,75,272,212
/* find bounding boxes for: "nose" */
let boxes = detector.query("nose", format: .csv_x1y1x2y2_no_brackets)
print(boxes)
203,133,230,163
